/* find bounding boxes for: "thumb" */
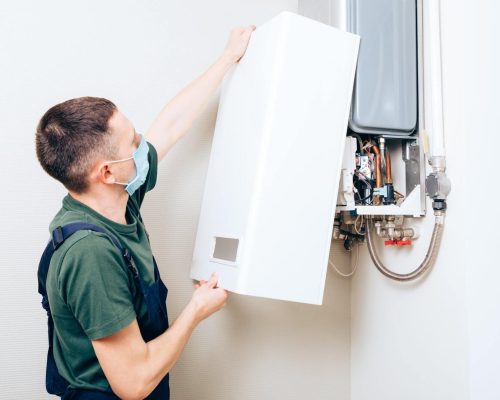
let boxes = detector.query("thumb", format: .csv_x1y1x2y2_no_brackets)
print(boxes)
207,272,219,289
245,25,256,36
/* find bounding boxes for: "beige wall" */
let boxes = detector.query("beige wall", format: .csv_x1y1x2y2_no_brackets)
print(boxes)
4,1,494,399
0,1,352,399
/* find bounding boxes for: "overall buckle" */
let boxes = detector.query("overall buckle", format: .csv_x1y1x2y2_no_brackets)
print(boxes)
123,248,139,277
51,226,64,250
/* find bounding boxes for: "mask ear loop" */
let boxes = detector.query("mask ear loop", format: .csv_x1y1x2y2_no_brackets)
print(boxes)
107,156,134,164
105,156,134,186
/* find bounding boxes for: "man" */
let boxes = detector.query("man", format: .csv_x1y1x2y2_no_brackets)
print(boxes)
35,25,256,399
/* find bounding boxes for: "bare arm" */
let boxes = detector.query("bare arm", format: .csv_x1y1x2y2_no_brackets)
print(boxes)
91,273,226,400
145,25,256,162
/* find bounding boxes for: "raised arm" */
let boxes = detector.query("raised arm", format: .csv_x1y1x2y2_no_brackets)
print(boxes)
145,25,256,162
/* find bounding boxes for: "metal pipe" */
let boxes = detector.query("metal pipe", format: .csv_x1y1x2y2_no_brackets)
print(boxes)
385,149,393,184
423,0,445,157
366,212,445,281
379,137,386,180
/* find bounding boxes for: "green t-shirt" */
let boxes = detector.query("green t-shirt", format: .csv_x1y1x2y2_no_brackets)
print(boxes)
46,141,160,392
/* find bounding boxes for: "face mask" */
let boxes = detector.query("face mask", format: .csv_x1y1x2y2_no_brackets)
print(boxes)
107,135,150,196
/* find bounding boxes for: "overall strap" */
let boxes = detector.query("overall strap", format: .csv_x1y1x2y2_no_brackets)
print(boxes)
37,222,143,396
38,223,140,300
126,198,161,277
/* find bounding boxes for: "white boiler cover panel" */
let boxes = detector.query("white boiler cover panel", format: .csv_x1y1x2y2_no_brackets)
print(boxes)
190,11,359,304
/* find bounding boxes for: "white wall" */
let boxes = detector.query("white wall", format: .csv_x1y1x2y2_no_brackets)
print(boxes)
0,1,352,399
463,1,500,399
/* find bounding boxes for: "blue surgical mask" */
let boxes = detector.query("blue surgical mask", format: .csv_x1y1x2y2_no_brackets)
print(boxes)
108,135,150,196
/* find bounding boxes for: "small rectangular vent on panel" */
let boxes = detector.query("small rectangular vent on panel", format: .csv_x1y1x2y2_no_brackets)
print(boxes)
212,237,239,264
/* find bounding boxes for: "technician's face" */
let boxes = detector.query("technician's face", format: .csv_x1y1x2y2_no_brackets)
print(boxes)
106,110,141,183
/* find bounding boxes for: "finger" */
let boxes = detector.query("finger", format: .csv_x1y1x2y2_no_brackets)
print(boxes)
207,272,219,289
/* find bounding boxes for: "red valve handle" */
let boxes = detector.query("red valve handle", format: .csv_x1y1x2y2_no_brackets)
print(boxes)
384,239,412,246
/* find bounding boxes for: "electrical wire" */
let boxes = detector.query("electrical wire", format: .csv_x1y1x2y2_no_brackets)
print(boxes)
349,134,364,155
394,190,405,199
354,174,373,204
355,191,373,204
362,140,373,153
328,242,360,278
354,215,364,235
355,171,372,188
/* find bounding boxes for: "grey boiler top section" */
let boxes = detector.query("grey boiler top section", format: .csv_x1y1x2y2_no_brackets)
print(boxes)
347,0,418,135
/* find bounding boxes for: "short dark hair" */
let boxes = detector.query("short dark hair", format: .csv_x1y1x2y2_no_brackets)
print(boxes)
36,96,117,193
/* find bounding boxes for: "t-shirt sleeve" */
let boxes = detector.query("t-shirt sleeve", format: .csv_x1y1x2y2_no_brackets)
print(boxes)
57,233,137,340
131,141,158,209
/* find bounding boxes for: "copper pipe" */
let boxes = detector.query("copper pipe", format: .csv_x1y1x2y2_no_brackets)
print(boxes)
372,145,382,188
372,144,382,205
385,150,393,184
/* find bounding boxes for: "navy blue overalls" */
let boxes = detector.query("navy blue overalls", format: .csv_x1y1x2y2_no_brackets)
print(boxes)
37,204,170,399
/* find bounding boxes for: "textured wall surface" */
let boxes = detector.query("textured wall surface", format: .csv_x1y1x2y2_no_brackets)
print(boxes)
0,1,352,399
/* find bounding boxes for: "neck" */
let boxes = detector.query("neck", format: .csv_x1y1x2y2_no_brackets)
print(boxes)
69,186,129,225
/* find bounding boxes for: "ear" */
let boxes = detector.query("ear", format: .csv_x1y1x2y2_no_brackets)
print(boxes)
94,161,117,185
